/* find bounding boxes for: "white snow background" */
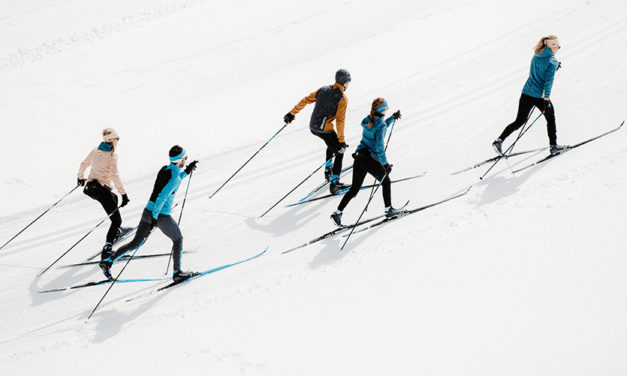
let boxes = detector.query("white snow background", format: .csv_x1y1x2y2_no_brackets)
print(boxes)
1,0,626,374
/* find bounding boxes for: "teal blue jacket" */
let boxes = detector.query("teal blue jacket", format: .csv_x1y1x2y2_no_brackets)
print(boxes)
145,164,189,220
522,48,559,99
356,115,395,165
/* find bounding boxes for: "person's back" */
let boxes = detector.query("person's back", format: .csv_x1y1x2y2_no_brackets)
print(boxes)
522,48,559,99
283,69,352,192
357,115,393,166
77,128,129,256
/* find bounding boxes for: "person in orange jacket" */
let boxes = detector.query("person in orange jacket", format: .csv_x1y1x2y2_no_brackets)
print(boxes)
284,69,351,194
77,128,131,257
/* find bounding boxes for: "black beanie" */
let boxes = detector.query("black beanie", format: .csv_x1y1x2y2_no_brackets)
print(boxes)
335,69,351,85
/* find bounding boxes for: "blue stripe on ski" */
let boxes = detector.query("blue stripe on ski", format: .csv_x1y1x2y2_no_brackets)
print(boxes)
157,246,269,290
39,276,170,293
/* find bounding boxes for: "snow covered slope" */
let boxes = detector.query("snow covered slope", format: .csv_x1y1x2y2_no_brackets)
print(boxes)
1,0,626,374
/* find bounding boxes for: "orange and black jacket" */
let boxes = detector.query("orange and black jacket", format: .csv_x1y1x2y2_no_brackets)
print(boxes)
289,83,348,143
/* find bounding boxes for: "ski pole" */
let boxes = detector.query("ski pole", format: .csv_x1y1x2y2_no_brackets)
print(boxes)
165,171,193,275
210,124,287,199
480,110,542,180
87,231,152,320
39,206,122,276
259,156,334,218
1,185,80,251
341,174,388,251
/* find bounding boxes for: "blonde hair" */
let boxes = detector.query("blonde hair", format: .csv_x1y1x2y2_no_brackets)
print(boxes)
534,35,558,54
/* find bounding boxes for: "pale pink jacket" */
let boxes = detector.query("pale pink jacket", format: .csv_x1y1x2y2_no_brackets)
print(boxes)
78,148,126,195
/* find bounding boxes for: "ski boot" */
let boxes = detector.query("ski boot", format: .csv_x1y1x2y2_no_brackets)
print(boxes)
329,175,349,194
99,259,113,281
550,144,568,155
112,226,134,245
492,138,504,156
385,206,405,218
173,270,199,283
330,210,343,227
101,242,113,261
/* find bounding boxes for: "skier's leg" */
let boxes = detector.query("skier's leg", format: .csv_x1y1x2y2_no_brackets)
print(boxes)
338,157,367,211
365,156,392,208
157,215,183,272
543,101,557,145
498,94,535,141
108,210,152,262
101,189,122,244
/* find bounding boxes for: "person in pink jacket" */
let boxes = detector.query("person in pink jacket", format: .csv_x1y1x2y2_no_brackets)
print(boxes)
77,128,131,258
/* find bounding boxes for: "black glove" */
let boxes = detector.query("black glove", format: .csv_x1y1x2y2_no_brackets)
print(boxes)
185,160,198,175
339,142,348,153
150,217,158,229
121,194,130,207
543,99,552,113
284,112,295,124
392,110,402,120
77,178,86,186
383,163,393,174
557,61,562,71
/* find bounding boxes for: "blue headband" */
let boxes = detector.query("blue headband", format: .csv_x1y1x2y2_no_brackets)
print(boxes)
169,148,186,162
376,100,389,114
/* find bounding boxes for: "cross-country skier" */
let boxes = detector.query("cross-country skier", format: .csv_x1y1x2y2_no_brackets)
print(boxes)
330,98,403,227
99,145,198,282
492,35,567,156
283,69,351,194
77,128,132,257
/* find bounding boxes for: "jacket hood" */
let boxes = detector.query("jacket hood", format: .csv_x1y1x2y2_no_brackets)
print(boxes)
536,48,555,58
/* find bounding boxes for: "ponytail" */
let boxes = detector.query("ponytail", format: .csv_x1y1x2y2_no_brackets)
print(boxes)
368,97,386,127
534,35,558,54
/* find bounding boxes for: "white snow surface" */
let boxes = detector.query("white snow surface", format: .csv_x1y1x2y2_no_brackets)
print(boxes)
1,0,626,374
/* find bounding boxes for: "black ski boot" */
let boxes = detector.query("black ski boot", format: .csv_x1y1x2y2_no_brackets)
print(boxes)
101,243,113,261
385,206,405,218
99,259,113,281
550,144,568,155
492,138,504,156
330,210,343,227
173,270,199,283
330,181,349,194
113,226,134,245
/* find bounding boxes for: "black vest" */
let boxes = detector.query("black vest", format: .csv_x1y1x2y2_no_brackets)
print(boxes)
309,85,344,132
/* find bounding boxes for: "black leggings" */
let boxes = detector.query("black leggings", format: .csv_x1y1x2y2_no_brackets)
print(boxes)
83,181,121,244
499,93,557,145
311,130,344,177
110,209,184,272
338,151,391,211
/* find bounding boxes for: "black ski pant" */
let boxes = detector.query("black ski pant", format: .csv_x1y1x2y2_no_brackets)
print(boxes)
83,181,121,244
499,93,557,145
110,209,184,272
311,130,344,179
338,151,391,211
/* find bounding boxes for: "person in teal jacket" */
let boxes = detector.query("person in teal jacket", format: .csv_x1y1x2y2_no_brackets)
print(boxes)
330,98,403,227
100,145,198,282
493,35,567,156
